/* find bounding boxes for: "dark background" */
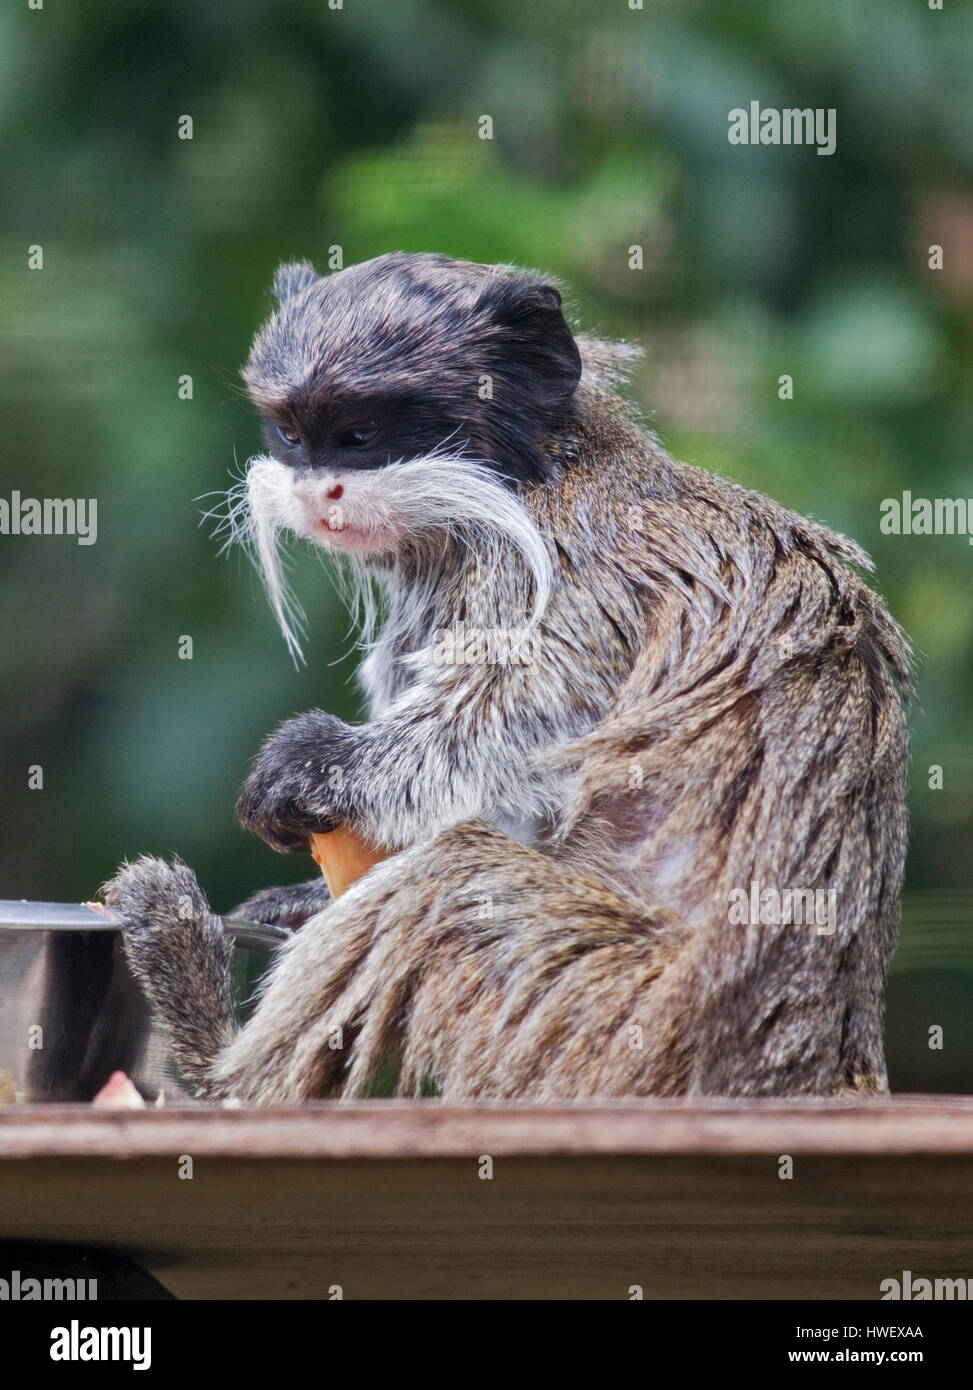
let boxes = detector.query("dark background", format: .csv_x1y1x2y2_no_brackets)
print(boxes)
0,0,971,1090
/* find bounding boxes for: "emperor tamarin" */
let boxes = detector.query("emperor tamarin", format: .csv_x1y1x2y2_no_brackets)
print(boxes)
103,252,912,1102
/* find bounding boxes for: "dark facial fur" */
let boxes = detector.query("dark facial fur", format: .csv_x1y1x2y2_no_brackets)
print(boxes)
106,253,912,1105
243,252,582,486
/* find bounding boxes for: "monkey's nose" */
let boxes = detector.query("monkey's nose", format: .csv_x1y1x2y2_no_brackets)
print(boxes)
326,484,344,501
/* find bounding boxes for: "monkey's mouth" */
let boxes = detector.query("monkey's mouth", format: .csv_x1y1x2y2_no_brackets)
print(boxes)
287,482,401,555
310,514,399,555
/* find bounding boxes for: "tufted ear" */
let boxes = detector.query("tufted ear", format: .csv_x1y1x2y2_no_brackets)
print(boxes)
481,274,582,408
272,261,318,304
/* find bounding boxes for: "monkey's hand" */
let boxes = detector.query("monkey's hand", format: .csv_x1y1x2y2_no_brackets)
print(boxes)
236,711,358,854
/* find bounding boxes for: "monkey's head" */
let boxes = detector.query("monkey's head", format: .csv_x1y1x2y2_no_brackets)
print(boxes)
232,253,578,659
240,252,581,556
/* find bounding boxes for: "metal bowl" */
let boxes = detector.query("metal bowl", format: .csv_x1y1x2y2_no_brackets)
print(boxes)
0,901,287,1103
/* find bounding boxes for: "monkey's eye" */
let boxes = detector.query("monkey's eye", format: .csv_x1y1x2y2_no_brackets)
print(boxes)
337,423,379,448
276,424,300,447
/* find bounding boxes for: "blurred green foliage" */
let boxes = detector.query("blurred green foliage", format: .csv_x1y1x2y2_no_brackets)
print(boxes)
1,0,970,1089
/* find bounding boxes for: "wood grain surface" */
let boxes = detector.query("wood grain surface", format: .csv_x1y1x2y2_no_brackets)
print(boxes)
1,1097,971,1299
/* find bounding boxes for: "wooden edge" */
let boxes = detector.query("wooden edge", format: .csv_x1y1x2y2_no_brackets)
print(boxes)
2,1096,973,1160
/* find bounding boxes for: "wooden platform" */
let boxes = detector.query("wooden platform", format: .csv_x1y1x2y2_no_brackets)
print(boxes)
1,1096,971,1300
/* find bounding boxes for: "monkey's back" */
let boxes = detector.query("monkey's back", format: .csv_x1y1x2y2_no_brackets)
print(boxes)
533,380,911,1095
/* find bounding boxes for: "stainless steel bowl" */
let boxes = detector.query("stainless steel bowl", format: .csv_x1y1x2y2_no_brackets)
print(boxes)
0,901,287,1103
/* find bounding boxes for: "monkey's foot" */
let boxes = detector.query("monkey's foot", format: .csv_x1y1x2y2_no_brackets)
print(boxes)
101,856,236,1092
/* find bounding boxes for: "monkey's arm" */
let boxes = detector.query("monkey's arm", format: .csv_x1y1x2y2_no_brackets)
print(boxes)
228,877,331,930
237,642,608,853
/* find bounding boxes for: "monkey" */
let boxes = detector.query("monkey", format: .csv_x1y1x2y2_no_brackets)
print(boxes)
102,251,912,1104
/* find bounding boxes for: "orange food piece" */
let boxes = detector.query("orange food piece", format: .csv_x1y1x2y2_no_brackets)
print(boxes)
309,827,388,898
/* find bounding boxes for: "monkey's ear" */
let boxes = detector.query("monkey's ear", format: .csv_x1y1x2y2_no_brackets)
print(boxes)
482,276,583,408
273,261,318,304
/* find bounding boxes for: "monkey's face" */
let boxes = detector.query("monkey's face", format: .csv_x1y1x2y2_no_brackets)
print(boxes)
250,390,475,557
240,252,582,558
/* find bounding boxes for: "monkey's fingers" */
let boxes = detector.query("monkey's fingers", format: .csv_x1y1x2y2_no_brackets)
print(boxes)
309,827,389,899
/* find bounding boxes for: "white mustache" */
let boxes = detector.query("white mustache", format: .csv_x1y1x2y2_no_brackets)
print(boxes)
212,450,553,667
